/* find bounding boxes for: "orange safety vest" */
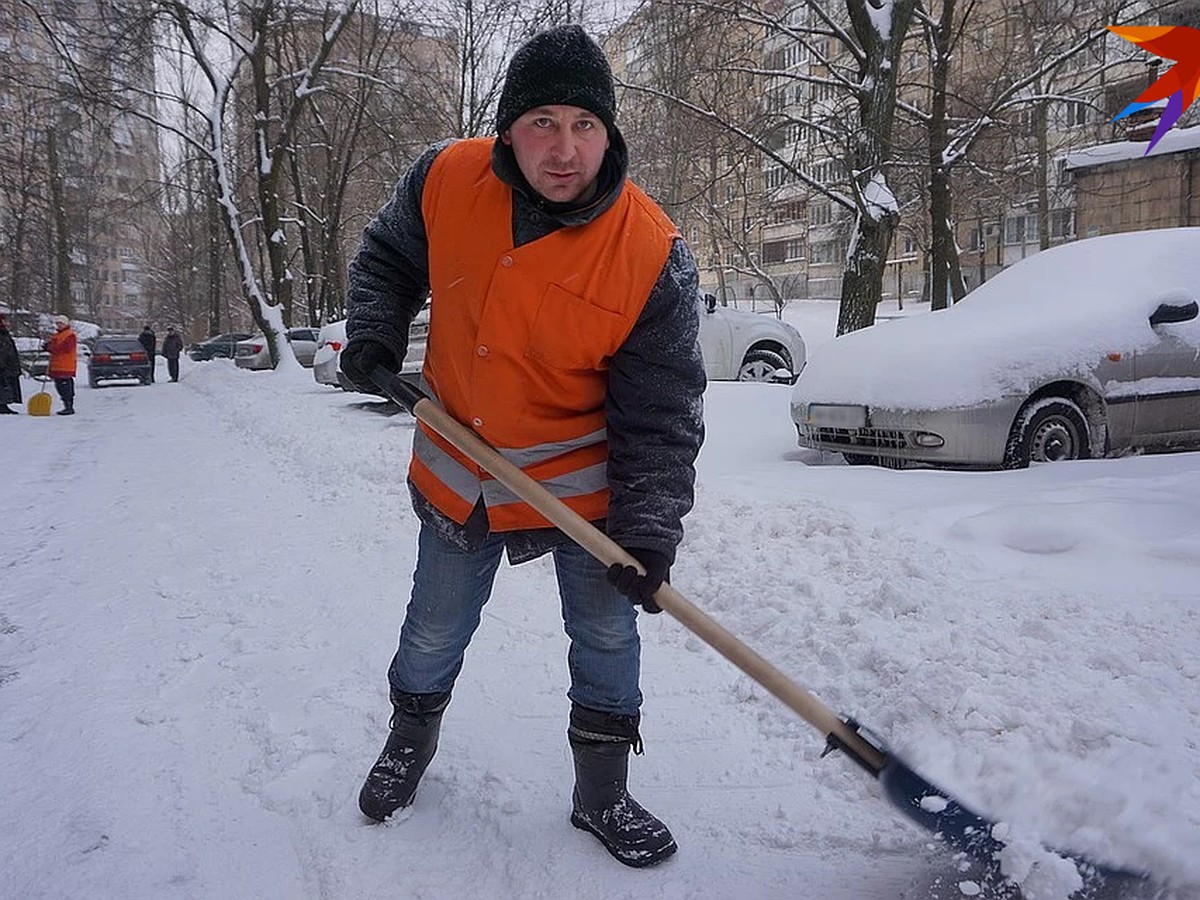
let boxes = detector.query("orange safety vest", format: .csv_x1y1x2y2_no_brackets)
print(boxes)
47,328,77,378
412,138,678,531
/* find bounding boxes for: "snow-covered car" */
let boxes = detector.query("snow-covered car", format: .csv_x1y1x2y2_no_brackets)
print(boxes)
698,295,806,381
235,327,320,370
312,304,430,392
790,228,1200,469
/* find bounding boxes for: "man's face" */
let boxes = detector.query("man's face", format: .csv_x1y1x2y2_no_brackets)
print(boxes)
502,105,609,204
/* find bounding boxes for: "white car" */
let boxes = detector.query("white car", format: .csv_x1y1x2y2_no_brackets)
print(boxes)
313,305,430,391
235,327,320,370
698,295,806,381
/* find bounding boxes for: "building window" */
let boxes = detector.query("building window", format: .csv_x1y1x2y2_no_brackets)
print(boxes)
1005,213,1039,245
770,200,804,224
810,240,845,265
810,158,839,184
1062,101,1089,128
1049,209,1074,239
762,240,788,264
812,81,838,103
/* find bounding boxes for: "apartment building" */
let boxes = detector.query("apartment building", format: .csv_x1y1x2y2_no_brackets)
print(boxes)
0,0,162,334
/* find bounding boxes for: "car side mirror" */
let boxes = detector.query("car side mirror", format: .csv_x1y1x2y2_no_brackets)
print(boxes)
1149,300,1198,327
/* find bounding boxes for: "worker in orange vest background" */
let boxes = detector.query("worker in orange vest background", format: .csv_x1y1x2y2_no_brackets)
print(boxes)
44,315,78,416
341,25,706,869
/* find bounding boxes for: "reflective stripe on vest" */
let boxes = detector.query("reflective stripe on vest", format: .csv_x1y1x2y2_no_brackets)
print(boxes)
412,418,610,515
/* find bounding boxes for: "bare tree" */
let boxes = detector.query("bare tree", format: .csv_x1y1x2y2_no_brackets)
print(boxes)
907,0,1171,310
75,0,363,366
0,64,55,320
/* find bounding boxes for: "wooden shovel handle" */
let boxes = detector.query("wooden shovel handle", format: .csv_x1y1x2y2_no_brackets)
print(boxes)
391,379,885,773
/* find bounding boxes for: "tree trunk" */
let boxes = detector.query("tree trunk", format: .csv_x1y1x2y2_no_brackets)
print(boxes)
838,0,917,336
838,216,891,335
927,0,966,311
1035,96,1050,252
207,189,223,337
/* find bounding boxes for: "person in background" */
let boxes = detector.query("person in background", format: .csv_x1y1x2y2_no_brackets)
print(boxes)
45,315,77,415
162,327,184,382
138,324,157,383
342,24,706,869
0,313,21,414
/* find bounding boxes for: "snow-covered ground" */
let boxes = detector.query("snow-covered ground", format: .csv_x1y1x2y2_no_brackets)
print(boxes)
2,300,1198,900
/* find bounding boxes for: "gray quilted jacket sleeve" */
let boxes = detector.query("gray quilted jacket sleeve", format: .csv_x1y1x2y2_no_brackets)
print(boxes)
345,142,449,363
604,238,707,564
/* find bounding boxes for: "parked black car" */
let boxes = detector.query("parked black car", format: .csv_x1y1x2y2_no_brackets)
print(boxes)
88,335,151,387
188,332,253,361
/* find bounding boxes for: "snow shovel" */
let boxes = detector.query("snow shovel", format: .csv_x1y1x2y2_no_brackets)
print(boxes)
27,376,51,416
371,368,1148,896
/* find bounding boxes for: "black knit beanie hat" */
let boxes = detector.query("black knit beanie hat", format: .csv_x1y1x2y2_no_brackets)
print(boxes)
495,25,616,134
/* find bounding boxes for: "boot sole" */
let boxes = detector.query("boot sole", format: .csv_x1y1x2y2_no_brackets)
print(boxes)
570,811,677,868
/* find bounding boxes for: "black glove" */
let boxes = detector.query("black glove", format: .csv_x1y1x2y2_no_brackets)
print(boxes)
606,548,670,614
340,340,398,393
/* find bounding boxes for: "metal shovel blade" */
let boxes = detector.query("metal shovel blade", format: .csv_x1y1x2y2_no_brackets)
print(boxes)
878,754,1152,898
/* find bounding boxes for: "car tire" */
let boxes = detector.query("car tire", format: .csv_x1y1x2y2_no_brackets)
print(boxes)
88,375,98,389
737,349,790,382
1003,397,1091,468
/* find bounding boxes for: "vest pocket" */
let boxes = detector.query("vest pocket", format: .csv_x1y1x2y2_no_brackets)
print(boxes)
525,283,629,371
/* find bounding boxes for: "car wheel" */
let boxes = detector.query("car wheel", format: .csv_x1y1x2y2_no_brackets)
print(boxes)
88,375,98,389
1004,397,1091,468
737,349,790,382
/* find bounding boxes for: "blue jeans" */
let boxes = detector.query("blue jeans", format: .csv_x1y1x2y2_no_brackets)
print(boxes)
389,524,643,715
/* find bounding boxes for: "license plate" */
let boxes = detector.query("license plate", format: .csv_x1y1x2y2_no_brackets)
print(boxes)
111,354,130,361
807,404,868,428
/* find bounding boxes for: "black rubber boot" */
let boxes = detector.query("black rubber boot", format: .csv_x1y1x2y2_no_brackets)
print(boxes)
568,704,677,868
358,690,451,821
